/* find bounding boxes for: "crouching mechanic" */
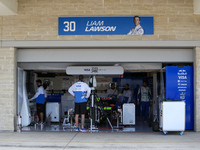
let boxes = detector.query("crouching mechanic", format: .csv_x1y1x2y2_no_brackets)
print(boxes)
68,75,91,132
29,79,47,125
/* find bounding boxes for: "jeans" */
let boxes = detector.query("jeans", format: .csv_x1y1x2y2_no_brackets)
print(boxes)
141,102,149,121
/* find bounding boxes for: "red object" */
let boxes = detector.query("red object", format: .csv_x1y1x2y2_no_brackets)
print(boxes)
110,104,116,123
101,97,112,100
34,114,38,122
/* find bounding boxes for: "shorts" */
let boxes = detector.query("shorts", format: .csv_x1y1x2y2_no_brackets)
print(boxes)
37,103,45,113
75,102,87,115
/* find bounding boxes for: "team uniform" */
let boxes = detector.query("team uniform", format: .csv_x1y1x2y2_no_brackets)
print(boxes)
106,88,119,110
106,89,118,97
68,81,91,115
29,86,46,113
137,86,152,121
127,25,144,35
107,89,118,104
122,89,132,103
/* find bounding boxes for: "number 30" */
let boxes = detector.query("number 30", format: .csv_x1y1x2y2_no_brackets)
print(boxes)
63,21,76,32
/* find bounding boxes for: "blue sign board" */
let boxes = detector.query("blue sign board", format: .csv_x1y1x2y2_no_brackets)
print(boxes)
166,66,194,130
58,16,154,35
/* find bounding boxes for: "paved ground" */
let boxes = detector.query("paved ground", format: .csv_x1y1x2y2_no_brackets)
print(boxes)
0,131,200,150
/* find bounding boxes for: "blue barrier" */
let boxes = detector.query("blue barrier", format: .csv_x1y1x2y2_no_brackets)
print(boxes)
46,93,64,103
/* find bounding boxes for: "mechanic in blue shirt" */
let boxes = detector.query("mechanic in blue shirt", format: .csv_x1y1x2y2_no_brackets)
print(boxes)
68,75,91,132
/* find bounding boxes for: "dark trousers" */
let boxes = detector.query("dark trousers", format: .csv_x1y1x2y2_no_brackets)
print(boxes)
141,102,149,121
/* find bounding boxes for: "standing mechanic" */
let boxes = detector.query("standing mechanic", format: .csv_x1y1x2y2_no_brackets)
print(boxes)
137,81,152,123
29,79,47,125
122,84,132,104
68,75,91,132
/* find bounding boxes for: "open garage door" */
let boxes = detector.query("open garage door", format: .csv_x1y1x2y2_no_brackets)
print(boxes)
16,48,194,132
17,48,194,63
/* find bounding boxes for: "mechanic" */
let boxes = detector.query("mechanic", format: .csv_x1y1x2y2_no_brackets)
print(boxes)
68,75,91,132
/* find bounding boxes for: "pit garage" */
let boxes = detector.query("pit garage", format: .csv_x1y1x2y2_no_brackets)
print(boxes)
16,46,194,133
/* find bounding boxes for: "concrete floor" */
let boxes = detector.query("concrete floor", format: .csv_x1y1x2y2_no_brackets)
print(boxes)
0,131,199,150
22,116,153,132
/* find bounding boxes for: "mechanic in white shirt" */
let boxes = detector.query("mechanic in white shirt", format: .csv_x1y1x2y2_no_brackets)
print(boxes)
29,79,47,125
137,81,152,123
68,75,91,132
107,83,118,98
127,16,144,35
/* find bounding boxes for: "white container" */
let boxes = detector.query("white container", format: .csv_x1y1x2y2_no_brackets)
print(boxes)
123,103,135,125
160,101,185,135
46,102,61,122
61,94,74,118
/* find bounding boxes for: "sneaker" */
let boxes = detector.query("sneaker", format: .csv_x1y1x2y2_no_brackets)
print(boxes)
75,127,79,131
38,121,45,126
80,128,88,132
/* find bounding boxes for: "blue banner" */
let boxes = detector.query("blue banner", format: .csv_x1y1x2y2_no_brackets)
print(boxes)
58,16,154,35
166,66,194,130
